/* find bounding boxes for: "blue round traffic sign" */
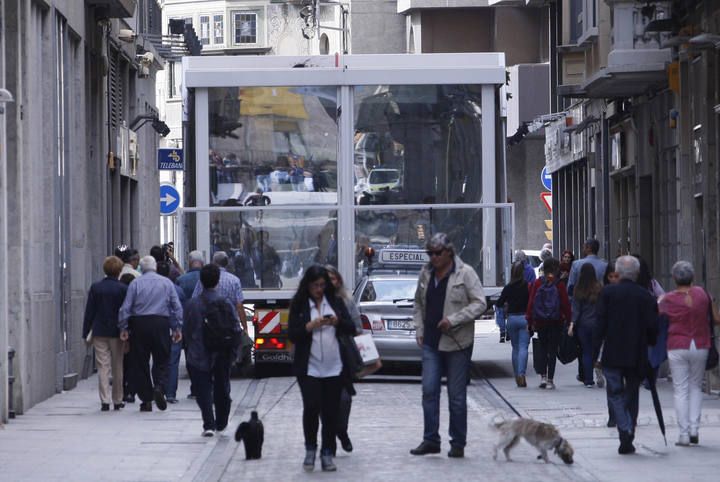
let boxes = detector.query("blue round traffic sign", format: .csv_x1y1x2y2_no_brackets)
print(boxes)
541,167,552,191
160,184,180,215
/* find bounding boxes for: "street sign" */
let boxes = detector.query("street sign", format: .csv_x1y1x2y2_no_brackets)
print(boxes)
541,167,552,191
158,148,184,170
540,192,552,213
160,183,180,215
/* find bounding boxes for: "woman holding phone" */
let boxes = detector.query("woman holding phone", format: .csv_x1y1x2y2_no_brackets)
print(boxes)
288,265,356,472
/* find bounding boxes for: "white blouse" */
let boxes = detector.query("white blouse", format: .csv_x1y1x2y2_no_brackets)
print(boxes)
308,296,342,378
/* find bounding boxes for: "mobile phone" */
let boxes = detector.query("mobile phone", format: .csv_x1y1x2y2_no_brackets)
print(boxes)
323,314,333,319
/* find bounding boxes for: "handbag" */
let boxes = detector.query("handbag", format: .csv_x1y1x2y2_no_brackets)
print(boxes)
338,333,363,374
557,325,580,365
705,291,719,371
532,337,544,375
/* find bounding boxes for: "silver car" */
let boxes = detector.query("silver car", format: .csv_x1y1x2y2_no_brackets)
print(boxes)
353,273,422,363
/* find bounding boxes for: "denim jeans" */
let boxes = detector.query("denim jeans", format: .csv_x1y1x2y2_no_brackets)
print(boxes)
165,340,182,399
421,345,473,448
576,323,595,385
506,314,530,376
188,354,232,431
495,306,506,334
603,367,641,435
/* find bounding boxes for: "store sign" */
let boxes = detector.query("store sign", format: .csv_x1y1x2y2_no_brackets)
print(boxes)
158,148,184,170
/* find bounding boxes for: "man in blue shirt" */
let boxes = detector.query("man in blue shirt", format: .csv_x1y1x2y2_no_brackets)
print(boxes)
184,263,242,437
119,256,183,412
567,239,608,296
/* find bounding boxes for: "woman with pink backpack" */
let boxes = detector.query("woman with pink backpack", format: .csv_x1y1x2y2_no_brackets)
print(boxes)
526,257,571,389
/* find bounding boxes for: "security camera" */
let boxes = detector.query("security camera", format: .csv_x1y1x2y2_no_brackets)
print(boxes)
137,52,154,66
0,88,15,104
118,29,136,43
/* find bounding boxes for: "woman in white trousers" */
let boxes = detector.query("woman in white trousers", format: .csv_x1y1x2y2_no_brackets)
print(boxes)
659,261,719,446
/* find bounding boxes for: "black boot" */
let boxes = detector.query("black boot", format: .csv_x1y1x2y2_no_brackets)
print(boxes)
618,431,635,455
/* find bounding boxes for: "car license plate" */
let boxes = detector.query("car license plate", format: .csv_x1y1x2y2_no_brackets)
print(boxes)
386,319,414,330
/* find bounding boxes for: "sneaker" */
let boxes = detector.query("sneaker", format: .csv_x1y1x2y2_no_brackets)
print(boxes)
303,449,316,472
539,377,547,389
320,454,336,472
447,446,464,458
410,441,441,455
584,382,595,388
153,388,167,411
675,434,690,447
499,331,506,343
546,380,556,390
101,403,110,412
166,397,178,404
202,429,215,437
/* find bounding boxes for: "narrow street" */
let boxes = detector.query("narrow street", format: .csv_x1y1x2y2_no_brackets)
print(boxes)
1,322,718,481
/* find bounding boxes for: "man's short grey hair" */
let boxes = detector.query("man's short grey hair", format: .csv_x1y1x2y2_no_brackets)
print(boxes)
188,250,204,267
615,255,640,282
426,232,455,255
514,250,527,262
212,251,229,268
671,260,694,286
139,255,157,273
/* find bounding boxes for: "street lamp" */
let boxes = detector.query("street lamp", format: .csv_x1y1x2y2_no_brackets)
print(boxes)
130,113,170,137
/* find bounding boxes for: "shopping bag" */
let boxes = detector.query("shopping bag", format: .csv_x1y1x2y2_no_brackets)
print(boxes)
557,327,580,364
354,333,380,365
532,337,544,375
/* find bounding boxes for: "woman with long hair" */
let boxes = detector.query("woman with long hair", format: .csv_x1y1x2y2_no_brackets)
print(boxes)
659,261,720,446
497,261,530,387
288,265,356,472
526,257,571,389
325,265,362,453
569,263,602,387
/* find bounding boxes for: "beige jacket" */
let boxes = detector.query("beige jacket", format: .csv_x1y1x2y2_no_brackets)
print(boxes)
413,255,487,352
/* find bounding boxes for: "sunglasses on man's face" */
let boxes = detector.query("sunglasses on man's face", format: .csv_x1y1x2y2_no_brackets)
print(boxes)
426,249,445,257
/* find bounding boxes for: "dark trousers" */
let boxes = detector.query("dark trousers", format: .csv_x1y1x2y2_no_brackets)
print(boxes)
537,324,562,379
603,367,640,435
577,323,595,384
123,351,135,397
128,315,171,403
297,375,342,454
188,355,232,431
336,387,353,441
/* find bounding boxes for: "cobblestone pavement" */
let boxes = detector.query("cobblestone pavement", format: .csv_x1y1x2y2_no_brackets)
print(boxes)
0,320,718,481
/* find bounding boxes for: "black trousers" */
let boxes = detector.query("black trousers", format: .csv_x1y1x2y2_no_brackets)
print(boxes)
128,315,171,403
188,355,232,431
537,324,562,380
297,375,342,454
336,387,353,440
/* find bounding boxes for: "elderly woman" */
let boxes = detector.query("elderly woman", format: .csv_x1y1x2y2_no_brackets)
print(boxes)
288,265,356,472
659,261,720,446
82,256,128,411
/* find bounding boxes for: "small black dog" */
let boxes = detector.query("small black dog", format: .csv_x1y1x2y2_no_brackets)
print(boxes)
235,411,264,460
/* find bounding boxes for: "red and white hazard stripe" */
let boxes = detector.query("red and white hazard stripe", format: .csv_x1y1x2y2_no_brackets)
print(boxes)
257,310,281,334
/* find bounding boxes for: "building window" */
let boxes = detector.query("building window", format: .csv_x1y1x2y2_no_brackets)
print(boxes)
200,15,210,45
214,14,224,44
234,12,257,44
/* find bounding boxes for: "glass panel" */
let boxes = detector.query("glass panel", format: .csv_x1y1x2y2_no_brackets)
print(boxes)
354,207,512,287
208,86,338,206
205,209,338,291
360,279,417,302
234,13,257,44
213,14,224,44
353,85,483,205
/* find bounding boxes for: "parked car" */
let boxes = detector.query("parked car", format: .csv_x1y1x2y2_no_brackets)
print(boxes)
354,273,422,363
367,168,402,193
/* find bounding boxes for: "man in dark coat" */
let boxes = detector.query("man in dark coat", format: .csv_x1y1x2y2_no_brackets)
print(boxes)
593,255,658,455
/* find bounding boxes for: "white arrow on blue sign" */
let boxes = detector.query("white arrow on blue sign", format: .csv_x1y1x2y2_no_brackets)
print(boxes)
541,167,552,191
160,183,180,216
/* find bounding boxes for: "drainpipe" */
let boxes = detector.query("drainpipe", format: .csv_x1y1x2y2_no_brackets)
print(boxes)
601,113,610,260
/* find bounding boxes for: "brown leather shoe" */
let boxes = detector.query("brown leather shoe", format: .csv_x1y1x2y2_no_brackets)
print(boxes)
516,375,527,387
